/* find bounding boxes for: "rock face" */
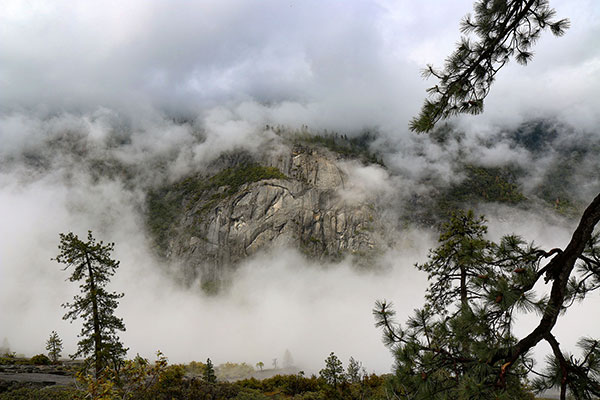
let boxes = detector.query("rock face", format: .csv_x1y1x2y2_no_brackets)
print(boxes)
147,143,383,288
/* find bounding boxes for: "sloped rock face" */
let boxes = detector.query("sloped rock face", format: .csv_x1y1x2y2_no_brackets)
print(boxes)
148,144,383,287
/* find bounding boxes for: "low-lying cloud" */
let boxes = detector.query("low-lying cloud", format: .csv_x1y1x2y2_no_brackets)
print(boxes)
0,165,434,373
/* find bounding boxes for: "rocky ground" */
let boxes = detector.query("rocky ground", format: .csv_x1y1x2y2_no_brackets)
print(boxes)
0,364,76,392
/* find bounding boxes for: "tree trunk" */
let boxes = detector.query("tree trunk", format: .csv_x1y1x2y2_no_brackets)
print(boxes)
86,252,102,378
460,265,468,309
495,192,600,384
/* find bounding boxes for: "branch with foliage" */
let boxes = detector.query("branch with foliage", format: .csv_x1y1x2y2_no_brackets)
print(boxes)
410,0,569,133
396,1,599,398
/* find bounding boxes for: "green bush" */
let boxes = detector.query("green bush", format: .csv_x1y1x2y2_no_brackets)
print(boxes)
184,360,206,376
29,354,51,365
238,374,323,397
217,362,255,381
0,352,16,365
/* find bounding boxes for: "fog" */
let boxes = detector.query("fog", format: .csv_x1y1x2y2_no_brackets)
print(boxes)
1,115,598,374
1,0,600,375
0,163,434,372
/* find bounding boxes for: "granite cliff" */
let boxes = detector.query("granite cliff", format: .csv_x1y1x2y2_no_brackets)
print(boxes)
146,140,385,289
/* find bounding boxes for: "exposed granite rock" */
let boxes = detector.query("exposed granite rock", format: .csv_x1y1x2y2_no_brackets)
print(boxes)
0,364,76,388
146,143,384,289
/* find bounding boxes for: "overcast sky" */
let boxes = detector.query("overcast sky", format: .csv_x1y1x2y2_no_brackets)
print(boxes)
2,0,599,133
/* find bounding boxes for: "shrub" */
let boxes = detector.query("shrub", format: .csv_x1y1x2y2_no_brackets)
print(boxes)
0,352,16,365
30,354,51,365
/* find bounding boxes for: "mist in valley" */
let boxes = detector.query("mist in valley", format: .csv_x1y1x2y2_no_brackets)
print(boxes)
1,0,600,377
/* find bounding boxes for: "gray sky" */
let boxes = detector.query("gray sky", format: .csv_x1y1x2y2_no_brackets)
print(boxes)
2,0,599,132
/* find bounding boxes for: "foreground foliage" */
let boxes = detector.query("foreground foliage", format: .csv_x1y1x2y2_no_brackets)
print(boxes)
400,1,599,398
0,353,392,400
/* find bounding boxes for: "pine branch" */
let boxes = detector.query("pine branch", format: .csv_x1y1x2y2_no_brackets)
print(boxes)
494,192,600,385
410,0,569,133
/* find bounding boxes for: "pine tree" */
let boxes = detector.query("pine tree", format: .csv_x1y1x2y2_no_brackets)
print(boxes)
283,349,294,368
346,356,364,384
375,209,600,399
320,352,345,389
375,211,537,398
204,358,217,383
55,231,127,377
418,210,494,314
45,331,63,363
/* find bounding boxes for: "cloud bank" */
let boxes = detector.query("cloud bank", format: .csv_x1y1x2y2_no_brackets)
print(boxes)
2,0,599,133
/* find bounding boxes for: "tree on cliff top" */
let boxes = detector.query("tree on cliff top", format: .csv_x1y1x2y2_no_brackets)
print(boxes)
55,231,127,377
